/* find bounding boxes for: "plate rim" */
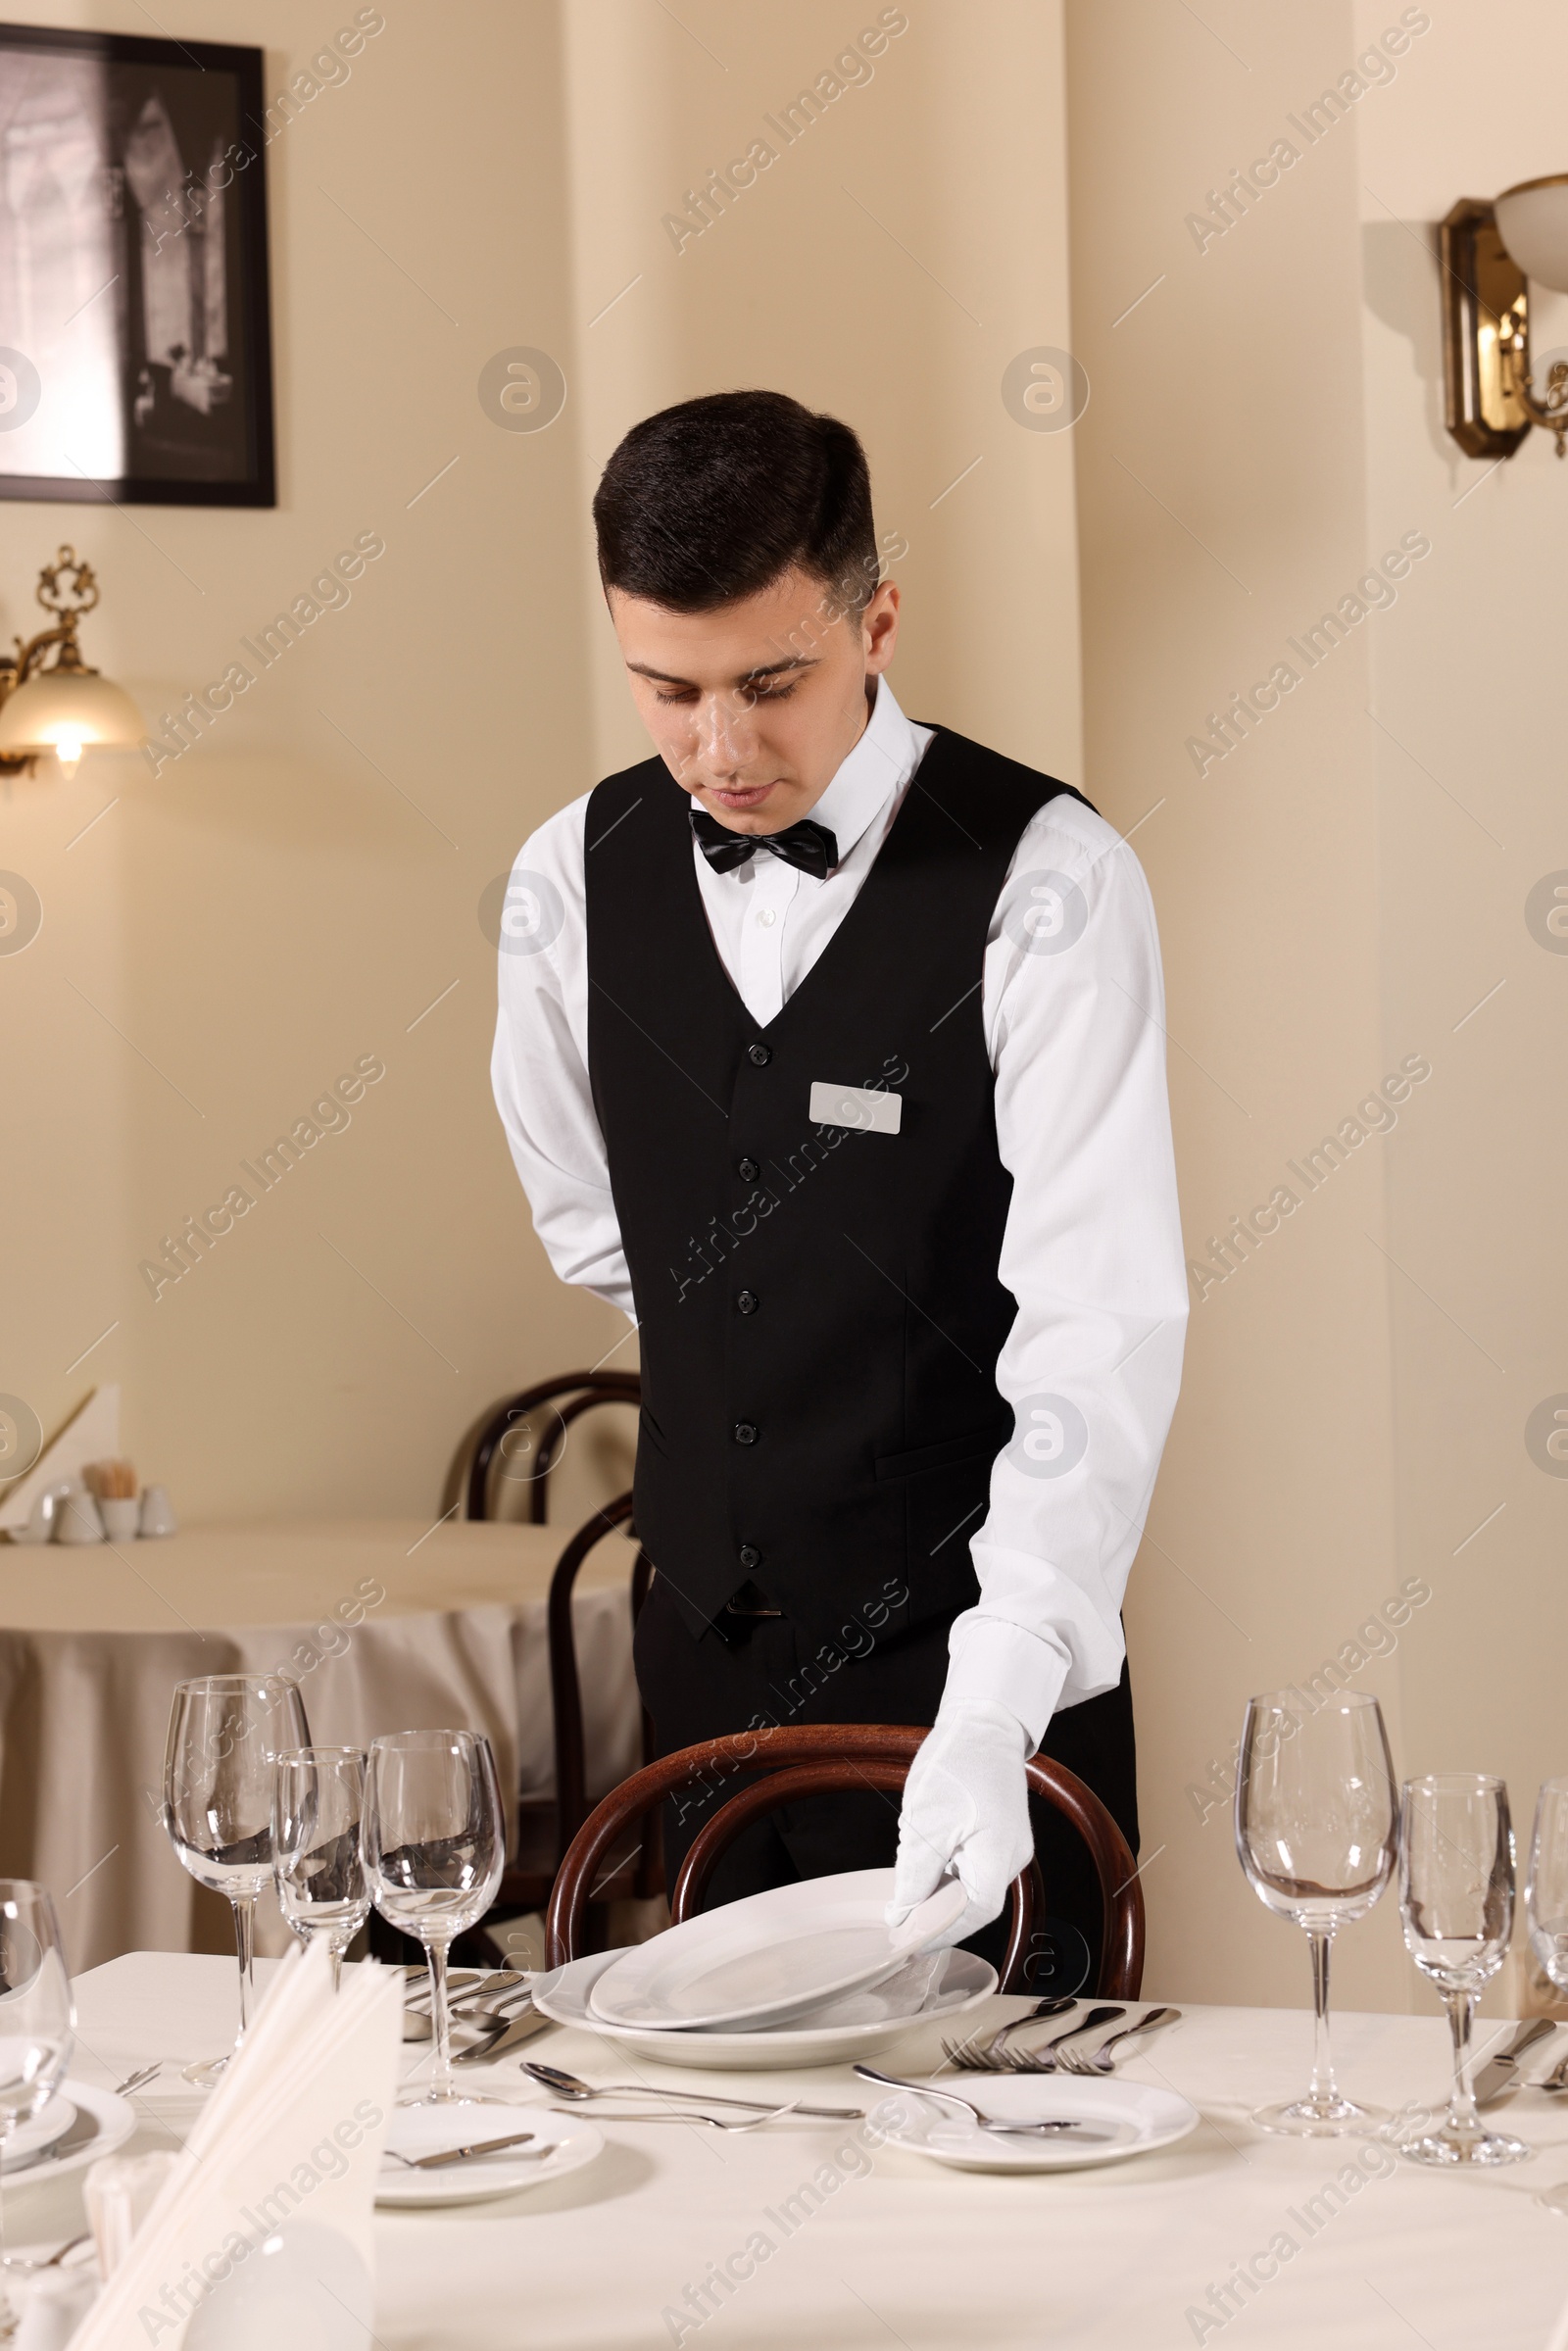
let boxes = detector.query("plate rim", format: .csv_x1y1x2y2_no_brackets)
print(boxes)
868,2074,1201,2172
3,2080,136,2187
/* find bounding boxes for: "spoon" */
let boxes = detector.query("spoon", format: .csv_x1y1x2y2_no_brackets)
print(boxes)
523,2061,862,2120
852,2066,1118,2140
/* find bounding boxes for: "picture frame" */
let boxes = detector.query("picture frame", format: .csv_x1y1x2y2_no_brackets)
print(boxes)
0,21,275,507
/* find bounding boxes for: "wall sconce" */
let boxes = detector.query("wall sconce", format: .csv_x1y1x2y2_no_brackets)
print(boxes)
1443,175,1568,460
0,548,146,778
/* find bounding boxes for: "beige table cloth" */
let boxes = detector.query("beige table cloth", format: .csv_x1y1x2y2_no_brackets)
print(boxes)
0,1518,641,1970
19,1953,1568,2349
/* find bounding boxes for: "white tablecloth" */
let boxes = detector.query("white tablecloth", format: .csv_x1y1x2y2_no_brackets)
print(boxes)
22,1954,1568,2349
0,1519,641,1971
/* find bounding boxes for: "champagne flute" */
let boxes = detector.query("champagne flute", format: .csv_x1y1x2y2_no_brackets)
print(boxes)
1528,1777,1568,2212
365,1730,504,2105
273,1748,370,1989
1396,1772,1526,2166
164,1675,310,2084
0,1885,74,2338
1235,1689,1396,2133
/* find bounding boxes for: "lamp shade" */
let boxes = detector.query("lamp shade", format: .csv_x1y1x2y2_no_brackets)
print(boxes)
0,668,145,766
1494,174,1568,294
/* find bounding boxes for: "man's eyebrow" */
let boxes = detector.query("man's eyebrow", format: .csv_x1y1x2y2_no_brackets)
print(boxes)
623,655,822,689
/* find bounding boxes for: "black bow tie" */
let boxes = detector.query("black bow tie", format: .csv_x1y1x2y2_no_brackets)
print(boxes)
689,807,839,882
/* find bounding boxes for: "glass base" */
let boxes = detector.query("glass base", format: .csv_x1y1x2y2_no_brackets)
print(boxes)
180,2054,231,2087
396,2086,511,2109
1396,2122,1531,2167
1253,2094,1388,2138
1536,2183,1568,2215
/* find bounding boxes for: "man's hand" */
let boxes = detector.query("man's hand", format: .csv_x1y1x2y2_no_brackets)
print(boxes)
887,1697,1034,1948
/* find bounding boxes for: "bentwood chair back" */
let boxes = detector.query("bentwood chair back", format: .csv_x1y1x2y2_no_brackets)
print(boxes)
458,1369,641,1524
545,1723,1146,1996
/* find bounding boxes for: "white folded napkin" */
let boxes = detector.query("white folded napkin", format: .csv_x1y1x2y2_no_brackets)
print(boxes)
71,1939,400,2350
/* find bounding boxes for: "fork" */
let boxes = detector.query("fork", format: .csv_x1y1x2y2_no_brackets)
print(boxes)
941,1994,1077,2071
548,2101,801,2133
114,2061,166,2097
1054,2007,1182,2076
1539,2048,1568,2094
952,2004,1124,2075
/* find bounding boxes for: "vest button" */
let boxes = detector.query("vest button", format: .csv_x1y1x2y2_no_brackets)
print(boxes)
736,1290,759,1314
739,1543,761,1571
748,1043,772,1066
737,1156,760,1181
732,1422,759,1445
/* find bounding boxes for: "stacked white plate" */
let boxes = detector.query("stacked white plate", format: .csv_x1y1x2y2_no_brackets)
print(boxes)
534,1870,996,2070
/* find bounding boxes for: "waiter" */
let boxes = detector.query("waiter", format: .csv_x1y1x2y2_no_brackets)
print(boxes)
492,390,1186,1974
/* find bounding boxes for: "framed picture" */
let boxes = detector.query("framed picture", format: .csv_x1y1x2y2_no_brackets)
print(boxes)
0,22,275,506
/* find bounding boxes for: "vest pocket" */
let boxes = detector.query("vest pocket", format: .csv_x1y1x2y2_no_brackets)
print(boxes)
873,1425,1009,1482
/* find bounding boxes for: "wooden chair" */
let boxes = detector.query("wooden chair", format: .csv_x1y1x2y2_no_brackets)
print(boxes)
545,1723,1145,1996
458,1370,640,1524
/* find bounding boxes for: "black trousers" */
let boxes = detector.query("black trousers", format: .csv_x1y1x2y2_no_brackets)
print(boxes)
633,1576,1138,1994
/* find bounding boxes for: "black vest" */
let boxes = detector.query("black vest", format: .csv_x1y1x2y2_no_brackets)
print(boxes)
585,726,1089,1643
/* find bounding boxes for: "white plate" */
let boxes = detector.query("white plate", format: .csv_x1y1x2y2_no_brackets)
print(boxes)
535,1945,998,2070
2,2096,76,2172
376,2103,602,2209
1,2083,136,2186
870,2072,1201,2173
587,1869,964,2032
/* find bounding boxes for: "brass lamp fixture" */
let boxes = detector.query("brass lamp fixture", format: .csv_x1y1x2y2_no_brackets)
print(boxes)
1443,175,1568,460
0,548,146,778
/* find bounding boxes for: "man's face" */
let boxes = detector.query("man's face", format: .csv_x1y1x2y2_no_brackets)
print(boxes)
607,566,900,833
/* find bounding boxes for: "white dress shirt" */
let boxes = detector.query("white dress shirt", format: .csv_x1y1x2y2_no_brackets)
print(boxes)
490,680,1188,1746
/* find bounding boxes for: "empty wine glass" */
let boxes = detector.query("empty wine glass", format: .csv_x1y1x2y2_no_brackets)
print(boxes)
1235,1689,1397,2133
1528,1777,1568,2212
164,1675,310,2084
1396,1772,1526,2166
0,1884,74,2337
273,1748,369,1989
365,1730,504,2105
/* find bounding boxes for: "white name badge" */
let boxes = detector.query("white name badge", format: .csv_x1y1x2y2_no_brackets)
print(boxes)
808,1081,903,1135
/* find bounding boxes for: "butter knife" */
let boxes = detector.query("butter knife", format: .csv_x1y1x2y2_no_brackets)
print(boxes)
1474,2016,1554,2107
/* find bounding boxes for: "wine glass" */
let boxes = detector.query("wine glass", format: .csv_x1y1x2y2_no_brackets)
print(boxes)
365,1730,504,2106
1396,1772,1526,2166
1527,1777,1568,2212
1235,1689,1396,2133
272,1748,370,1989
164,1675,310,2084
0,1885,74,2337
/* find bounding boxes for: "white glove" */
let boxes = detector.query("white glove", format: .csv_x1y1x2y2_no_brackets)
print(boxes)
887,1697,1034,1948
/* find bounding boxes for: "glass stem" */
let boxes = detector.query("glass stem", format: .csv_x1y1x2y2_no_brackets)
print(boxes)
330,1942,344,1994
231,1894,257,2051
1444,1987,1479,2132
0,2118,14,2335
427,1939,454,2099
1306,1930,1339,2111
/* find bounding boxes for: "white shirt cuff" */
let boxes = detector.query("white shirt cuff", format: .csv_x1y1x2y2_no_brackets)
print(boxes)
941,1615,1072,1752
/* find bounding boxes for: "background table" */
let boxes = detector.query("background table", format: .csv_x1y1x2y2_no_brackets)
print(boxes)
0,1518,641,1971
19,1955,1568,2350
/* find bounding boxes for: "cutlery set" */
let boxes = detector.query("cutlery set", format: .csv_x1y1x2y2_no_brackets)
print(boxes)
944,2000,1181,2075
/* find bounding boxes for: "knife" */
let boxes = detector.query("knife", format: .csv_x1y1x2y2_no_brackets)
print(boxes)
1474,2016,1555,2107
451,2008,551,2066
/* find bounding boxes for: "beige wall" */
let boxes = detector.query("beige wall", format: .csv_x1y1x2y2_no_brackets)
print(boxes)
5,0,1561,2008
1067,0,1568,2012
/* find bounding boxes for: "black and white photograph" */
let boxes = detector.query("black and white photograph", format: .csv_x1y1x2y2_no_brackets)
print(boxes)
0,24,273,504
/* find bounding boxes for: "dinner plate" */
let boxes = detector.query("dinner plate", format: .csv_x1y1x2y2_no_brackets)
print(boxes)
869,2073,1201,2173
535,1945,998,2071
1,2083,136,2186
587,1870,966,2031
375,2103,603,2209
1,2096,77,2172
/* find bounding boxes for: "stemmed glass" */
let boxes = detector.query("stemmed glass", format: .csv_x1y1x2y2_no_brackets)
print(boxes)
164,1675,310,2084
273,1748,370,1989
0,1884,74,2337
1396,1772,1527,2166
1528,1777,1568,2212
1235,1689,1397,2134
365,1730,504,2105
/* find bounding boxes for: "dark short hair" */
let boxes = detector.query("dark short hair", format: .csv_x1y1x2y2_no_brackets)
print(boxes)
593,389,879,615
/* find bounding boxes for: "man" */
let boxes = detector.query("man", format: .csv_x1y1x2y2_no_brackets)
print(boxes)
492,390,1186,1974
